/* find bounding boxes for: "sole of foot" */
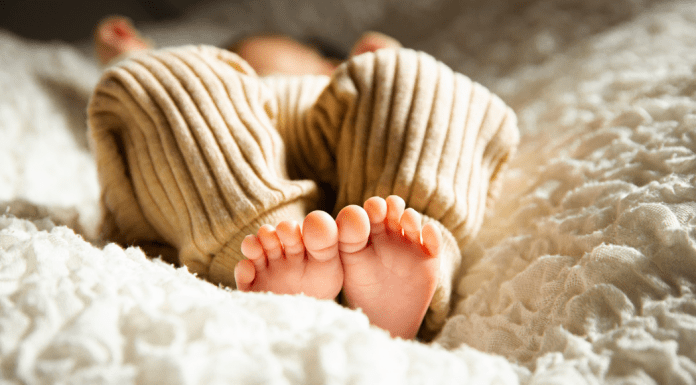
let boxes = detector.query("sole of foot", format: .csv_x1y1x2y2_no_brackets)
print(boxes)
234,210,344,300
337,195,441,339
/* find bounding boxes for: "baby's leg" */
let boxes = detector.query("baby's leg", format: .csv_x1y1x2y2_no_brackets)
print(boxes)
234,211,343,300
336,195,441,340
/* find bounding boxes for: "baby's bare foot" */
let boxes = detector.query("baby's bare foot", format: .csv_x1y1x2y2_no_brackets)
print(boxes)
234,211,343,300
337,196,441,339
94,16,151,65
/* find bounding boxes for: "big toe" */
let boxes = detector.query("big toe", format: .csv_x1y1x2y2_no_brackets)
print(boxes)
336,205,370,253
303,211,339,261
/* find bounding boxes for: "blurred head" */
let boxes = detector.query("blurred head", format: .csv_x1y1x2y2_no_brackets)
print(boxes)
228,34,337,76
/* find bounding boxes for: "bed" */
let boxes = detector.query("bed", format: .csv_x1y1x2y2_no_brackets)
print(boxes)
2,0,696,383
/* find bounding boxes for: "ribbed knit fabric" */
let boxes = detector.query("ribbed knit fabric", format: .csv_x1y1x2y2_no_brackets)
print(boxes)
260,75,331,182
270,48,520,334
88,45,519,337
88,46,319,286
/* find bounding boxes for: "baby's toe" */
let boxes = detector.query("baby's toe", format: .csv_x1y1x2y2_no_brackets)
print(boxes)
364,197,387,234
303,211,339,261
400,208,422,245
336,205,370,253
234,259,256,291
257,224,283,260
386,195,406,233
276,220,305,261
421,223,442,259
241,234,267,271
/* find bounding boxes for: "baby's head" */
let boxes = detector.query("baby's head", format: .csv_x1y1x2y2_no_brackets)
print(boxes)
228,32,401,77
228,34,338,76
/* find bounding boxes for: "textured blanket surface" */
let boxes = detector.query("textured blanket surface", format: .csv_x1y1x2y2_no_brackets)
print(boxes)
0,217,515,384
2,0,696,384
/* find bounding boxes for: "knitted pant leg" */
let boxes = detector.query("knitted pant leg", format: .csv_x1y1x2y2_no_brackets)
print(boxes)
260,75,331,177
286,48,520,335
88,45,319,287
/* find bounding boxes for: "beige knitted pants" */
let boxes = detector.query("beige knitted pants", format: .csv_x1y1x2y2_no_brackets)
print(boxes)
87,45,519,335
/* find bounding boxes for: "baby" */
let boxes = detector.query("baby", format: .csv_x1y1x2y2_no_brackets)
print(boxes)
93,16,400,74
89,17,518,340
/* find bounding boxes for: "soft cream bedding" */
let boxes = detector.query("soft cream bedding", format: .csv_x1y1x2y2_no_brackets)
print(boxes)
2,0,696,383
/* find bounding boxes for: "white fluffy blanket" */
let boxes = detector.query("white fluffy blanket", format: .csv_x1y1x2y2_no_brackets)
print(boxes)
3,0,696,383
